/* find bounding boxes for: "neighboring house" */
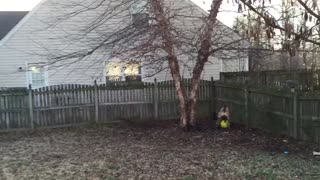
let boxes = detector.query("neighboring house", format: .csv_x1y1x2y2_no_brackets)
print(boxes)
248,48,320,71
0,0,249,88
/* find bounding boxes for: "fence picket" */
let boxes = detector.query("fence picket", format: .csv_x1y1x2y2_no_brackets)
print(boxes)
5,95,9,130
5,79,319,144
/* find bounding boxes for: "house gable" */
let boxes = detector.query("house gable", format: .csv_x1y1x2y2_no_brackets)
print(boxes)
0,0,248,87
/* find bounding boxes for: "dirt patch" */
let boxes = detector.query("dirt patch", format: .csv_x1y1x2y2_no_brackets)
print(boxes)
0,120,319,180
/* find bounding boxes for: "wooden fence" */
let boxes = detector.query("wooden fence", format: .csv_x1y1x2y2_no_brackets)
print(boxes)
1,78,320,143
215,82,320,143
220,70,320,91
0,79,213,132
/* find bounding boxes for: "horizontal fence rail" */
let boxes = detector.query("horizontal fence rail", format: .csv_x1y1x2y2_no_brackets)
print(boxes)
215,82,320,143
0,79,213,132
1,78,320,143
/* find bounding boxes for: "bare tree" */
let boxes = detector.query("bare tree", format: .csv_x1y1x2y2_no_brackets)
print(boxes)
237,0,320,50
35,0,246,130
231,0,320,71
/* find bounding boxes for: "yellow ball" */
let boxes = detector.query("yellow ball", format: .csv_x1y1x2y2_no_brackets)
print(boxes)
220,120,230,128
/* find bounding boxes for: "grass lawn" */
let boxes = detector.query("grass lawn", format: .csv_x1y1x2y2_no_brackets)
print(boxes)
0,120,319,180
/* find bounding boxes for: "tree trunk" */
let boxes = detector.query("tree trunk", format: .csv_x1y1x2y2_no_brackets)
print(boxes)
151,0,223,130
189,0,223,127
168,57,189,128
150,0,189,128
189,62,206,126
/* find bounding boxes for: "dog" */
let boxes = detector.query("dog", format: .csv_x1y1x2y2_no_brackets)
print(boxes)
216,105,230,128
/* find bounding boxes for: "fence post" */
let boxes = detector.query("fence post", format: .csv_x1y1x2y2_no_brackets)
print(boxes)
210,77,216,119
244,82,249,128
28,84,34,131
154,78,159,120
293,89,299,139
94,80,99,123
220,72,224,82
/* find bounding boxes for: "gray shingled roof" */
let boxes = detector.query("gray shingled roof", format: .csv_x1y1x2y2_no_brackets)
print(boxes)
0,11,28,40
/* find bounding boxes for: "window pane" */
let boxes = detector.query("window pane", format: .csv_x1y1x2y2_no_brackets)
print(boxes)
106,62,122,76
30,66,45,88
31,67,42,73
106,62,123,82
125,62,141,82
124,62,139,76
105,61,142,82
131,0,149,28
106,76,122,82
130,0,148,14
132,13,149,28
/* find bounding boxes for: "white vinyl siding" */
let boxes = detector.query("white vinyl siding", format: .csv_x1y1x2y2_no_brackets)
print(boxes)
0,0,248,87
222,58,248,72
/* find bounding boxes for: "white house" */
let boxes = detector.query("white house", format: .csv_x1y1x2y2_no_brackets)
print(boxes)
0,0,249,88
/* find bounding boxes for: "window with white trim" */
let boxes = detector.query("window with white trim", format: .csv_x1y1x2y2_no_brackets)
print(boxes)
130,0,149,28
105,61,142,82
28,65,46,88
105,62,122,81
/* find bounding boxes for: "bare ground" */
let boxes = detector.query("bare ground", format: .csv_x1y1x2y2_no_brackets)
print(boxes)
0,120,319,180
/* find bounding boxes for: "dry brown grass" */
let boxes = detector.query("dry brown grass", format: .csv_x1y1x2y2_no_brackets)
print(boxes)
0,121,319,180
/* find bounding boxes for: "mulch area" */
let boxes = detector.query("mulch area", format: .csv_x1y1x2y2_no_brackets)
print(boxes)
0,119,319,180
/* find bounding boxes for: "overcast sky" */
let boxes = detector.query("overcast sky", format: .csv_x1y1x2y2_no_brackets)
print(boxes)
0,0,239,27
0,0,41,11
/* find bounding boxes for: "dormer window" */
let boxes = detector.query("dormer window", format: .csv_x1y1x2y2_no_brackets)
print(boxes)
130,0,149,28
